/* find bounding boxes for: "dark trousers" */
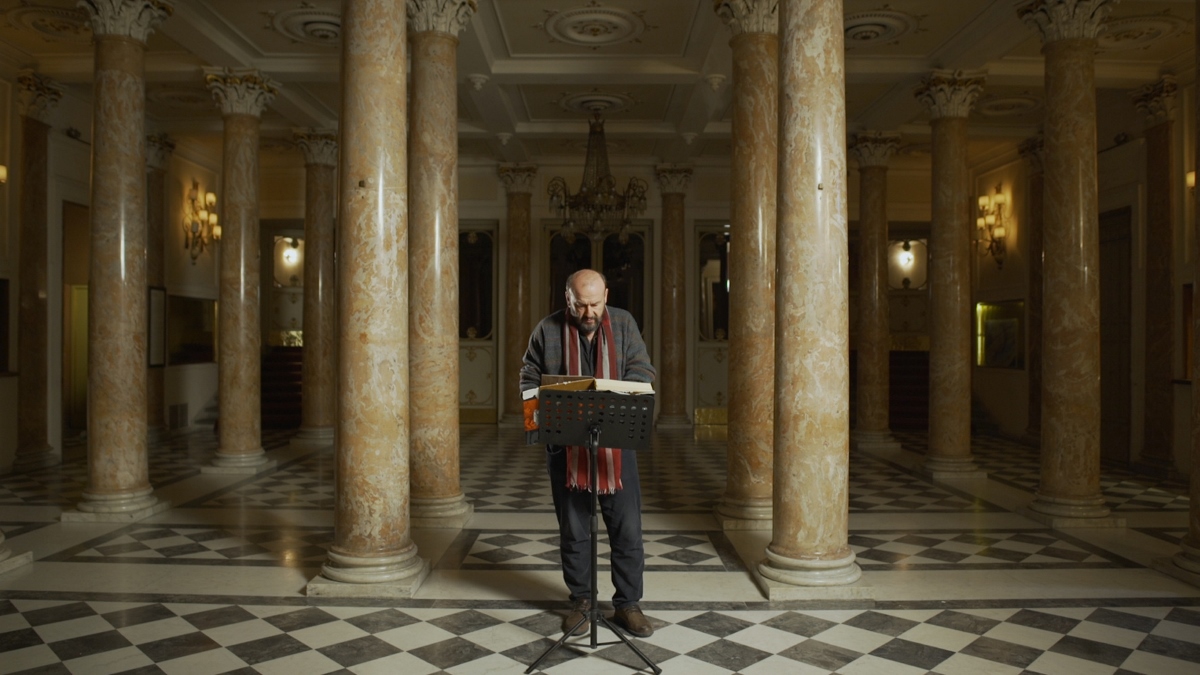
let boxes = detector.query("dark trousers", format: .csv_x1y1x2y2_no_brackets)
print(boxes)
546,447,644,608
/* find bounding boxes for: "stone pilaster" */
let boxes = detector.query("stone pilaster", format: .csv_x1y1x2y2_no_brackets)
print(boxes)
758,0,861,594
656,164,693,427
202,67,277,474
1019,136,1045,446
915,69,986,479
11,71,61,474
1131,76,1177,473
1019,0,1120,526
292,130,338,449
145,132,173,437
499,164,537,422
715,0,777,530
66,0,172,522
307,0,428,596
849,131,902,451
407,0,476,528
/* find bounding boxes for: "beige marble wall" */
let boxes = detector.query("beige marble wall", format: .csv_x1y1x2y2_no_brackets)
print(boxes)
760,0,860,588
1020,137,1044,444
849,133,900,448
499,165,536,419
204,68,276,472
915,70,984,476
1022,1,1113,521
293,131,338,443
145,133,173,435
73,2,170,518
656,165,692,425
1132,77,1177,469
13,71,59,473
716,1,777,527
312,0,427,592
408,0,476,526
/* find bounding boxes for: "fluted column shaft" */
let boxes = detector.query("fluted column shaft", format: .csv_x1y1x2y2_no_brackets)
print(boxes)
656,166,692,424
145,133,172,435
14,75,58,472
500,165,535,420
77,7,167,516
760,0,860,589
716,6,778,525
314,0,427,589
1031,34,1109,519
294,132,337,443
409,9,473,525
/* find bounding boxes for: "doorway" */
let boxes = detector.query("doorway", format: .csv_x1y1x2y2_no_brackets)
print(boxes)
1099,206,1132,463
546,228,651,335
62,201,90,437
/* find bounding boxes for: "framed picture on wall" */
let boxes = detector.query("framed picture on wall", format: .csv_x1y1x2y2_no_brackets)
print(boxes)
148,286,166,367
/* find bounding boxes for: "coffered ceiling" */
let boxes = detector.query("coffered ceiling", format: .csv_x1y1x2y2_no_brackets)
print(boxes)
0,0,1194,165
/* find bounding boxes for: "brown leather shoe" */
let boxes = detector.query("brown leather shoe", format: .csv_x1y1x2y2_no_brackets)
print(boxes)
613,604,654,638
562,597,591,635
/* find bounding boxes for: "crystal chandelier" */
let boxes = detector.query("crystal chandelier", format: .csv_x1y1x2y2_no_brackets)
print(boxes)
547,112,648,243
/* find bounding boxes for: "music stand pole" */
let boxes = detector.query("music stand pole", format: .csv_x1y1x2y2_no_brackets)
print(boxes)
524,421,661,674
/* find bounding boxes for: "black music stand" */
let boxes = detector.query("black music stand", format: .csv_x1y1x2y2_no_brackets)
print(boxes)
525,387,660,674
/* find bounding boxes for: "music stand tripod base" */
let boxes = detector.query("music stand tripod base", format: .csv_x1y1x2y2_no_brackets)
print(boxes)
524,389,660,674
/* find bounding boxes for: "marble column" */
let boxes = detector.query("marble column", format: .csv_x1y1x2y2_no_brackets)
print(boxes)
11,71,61,474
202,67,277,474
67,0,171,521
146,132,173,438
1132,76,1177,473
1020,0,1118,526
915,69,986,479
408,0,476,528
849,132,902,452
499,164,536,422
656,164,693,426
1019,136,1045,445
715,0,777,529
292,130,338,449
759,0,861,593
308,0,428,596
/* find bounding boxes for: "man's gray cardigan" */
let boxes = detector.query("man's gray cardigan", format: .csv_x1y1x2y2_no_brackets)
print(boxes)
520,307,656,391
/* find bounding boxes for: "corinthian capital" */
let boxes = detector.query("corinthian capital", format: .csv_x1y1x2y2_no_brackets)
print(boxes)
915,69,986,120
407,0,477,36
1131,75,1178,127
16,70,64,123
1018,0,1115,43
655,165,693,195
78,0,173,43
714,0,777,36
848,132,901,168
203,67,279,118
294,129,339,167
499,163,537,195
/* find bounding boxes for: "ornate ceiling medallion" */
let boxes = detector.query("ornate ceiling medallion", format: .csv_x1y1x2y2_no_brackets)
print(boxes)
557,91,636,115
147,87,214,110
536,1,655,49
977,95,1041,117
264,7,341,47
1099,15,1187,51
843,8,923,49
4,4,91,43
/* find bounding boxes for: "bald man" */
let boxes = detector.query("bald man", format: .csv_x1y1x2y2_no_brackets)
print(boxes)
520,268,657,638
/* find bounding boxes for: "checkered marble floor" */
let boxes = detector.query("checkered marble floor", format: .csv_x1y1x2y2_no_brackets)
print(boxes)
2,425,1198,674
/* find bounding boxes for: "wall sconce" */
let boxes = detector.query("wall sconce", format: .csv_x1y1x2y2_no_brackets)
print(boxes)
282,237,300,265
976,185,1008,269
0,164,7,183
1187,170,1195,195
183,179,218,264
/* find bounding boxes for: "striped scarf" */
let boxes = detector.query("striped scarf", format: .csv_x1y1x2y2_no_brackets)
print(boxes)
563,310,622,493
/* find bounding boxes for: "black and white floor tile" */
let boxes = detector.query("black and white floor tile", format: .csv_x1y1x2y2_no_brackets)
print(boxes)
1,427,1197,674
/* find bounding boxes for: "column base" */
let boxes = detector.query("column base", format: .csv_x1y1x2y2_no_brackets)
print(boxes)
291,427,335,450
1022,493,1123,528
411,494,474,529
64,487,169,522
0,551,33,576
9,446,58,474
1150,538,1200,587
851,429,902,451
203,448,275,474
656,414,691,428
756,547,864,597
920,455,987,480
309,547,429,596
714,498,773,530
